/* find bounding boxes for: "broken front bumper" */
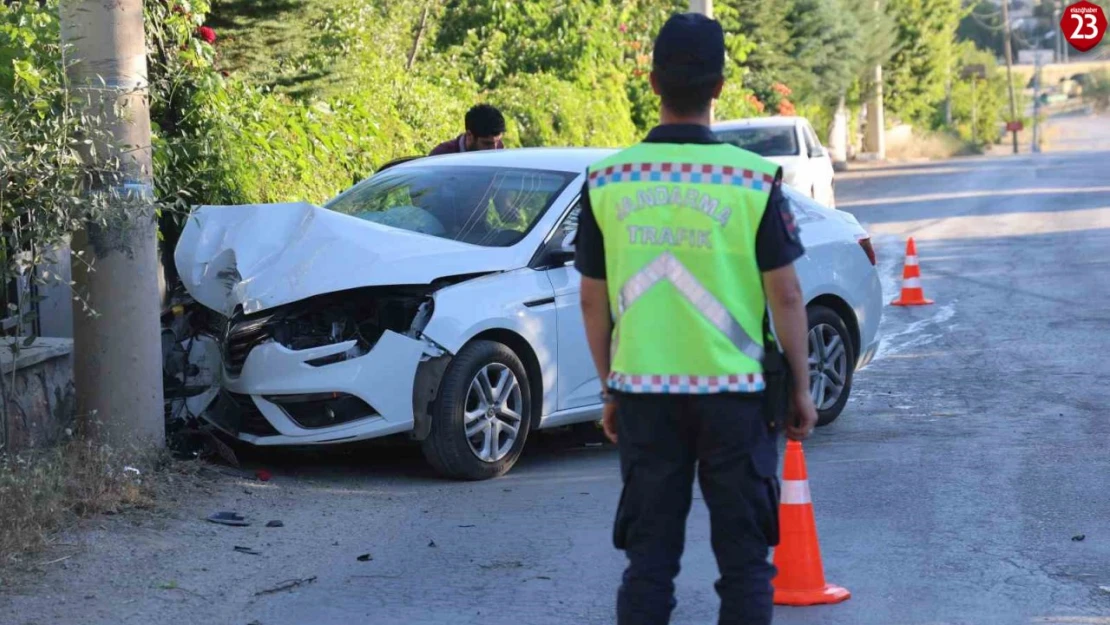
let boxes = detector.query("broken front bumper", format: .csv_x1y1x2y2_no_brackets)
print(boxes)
204,330,430,445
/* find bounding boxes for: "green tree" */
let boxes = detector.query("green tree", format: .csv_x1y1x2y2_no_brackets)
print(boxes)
957,0,1005,58
884,0,963,126
787,0,866,105
715,0,797,105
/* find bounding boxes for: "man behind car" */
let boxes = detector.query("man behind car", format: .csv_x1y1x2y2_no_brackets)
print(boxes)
429,104,506,155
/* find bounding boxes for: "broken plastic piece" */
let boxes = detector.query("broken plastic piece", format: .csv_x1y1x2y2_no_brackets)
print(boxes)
207,511,249,527
255,576,317,596
266,520,284,528
1073,534,1087,542
234,546,262,556
357,553,373,562
256,469,273,482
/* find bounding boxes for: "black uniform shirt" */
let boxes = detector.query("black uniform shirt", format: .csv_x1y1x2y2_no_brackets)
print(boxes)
574,124,804,281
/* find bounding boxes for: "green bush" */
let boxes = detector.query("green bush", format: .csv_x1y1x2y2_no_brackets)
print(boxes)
1,0,116,317
939,43,1007,147
494,72,639,149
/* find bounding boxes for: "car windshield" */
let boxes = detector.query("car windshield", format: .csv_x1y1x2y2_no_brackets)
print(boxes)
715,126,800,157
325,165,575,247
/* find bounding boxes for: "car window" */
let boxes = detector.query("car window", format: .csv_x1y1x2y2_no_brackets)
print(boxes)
803,123,821,155
715,126,800,157
802,124,821,155
558,200,580,244
325,166,576,248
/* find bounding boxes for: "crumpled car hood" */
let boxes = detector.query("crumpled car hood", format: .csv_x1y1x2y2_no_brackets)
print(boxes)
175,202,512,316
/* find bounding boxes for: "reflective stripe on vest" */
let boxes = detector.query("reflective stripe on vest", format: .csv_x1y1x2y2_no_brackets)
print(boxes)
618,251,764,363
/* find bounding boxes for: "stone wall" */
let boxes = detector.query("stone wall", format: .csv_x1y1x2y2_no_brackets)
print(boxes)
0,338,76,453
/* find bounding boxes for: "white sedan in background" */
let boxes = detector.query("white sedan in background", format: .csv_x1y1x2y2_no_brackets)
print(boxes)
713,116,837,208
175,148,881,480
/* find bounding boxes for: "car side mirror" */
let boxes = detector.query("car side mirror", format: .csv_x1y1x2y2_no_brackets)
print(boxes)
544,229,576,266
809,146,827,159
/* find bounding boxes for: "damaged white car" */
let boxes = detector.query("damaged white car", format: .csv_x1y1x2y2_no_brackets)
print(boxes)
175,148,882,480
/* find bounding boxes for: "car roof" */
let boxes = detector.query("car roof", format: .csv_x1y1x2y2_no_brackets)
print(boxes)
712,117,803,131
393,147,619,175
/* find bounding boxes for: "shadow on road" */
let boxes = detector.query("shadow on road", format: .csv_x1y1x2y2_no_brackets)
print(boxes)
220,424,615,484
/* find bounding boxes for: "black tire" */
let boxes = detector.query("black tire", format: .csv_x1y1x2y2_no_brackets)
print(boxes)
421,340,532,480
807,305,855,427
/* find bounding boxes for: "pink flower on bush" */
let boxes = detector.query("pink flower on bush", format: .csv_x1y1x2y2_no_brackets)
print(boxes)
746,94,765,114
619,24,628,33
772,82,792,97
777,100,796,116
196,26,217,44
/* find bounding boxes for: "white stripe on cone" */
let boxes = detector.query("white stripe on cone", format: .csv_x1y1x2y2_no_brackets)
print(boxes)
902,277,922,289
905,255,919,266
781,479,812,505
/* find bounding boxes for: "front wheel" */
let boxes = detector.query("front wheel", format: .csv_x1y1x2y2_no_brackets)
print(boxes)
422,340,532,480
807,305,855,427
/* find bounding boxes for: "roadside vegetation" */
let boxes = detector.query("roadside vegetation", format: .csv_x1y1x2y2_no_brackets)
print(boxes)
0,439,198,568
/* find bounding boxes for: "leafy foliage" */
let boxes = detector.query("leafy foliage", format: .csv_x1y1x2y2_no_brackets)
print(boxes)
1,0,117,334
884,0,963,126
3,0,1021,313
939,42,1007,146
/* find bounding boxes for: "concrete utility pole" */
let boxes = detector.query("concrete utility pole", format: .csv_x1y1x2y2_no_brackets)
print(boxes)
689,0,714,123
60,0,165,448
864,63,886,159
1032,51,1042,153
1054,1,1063,63
1001,0,1020,154
689,0,713,17
864,0,885,159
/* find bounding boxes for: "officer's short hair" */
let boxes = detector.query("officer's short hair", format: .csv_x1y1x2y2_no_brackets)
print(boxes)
465,104,506,138
656,74,722,117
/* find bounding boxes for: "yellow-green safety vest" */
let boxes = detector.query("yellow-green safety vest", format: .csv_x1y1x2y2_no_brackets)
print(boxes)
587,141,780,394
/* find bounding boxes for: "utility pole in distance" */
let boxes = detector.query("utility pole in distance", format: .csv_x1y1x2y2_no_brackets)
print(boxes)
60,0,165,448
1001,0,1020,154
689,0,714,123
689,0,713,17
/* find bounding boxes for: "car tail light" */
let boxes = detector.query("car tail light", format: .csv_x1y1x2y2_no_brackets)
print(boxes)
857,236,876,266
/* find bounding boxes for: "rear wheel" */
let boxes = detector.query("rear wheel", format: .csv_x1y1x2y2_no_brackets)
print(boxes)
807,305,855,427
422,340,532,480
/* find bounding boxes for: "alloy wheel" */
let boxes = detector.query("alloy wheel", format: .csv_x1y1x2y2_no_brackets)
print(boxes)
464,363,524,463
808,323,849,411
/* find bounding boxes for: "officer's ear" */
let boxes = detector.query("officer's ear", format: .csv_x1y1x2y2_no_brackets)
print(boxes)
649,71,661,96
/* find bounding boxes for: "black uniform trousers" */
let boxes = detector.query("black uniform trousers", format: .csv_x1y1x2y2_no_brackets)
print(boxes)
613,392,781,625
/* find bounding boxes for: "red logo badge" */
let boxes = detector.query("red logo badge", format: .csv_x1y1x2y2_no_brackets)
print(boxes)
1062,1,1107,53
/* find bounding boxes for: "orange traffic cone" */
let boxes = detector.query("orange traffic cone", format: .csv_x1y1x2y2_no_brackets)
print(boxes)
891,237,933,306
772,441,851,606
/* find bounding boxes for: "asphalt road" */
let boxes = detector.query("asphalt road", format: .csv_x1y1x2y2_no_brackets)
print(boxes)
4,114,1110,625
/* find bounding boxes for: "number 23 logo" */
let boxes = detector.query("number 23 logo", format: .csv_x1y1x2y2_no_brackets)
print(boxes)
1070,13,1099,39
1061,1,1107,53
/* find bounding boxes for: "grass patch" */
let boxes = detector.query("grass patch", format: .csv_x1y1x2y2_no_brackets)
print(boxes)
208,0,340,97
0,440,192,567
885,128,978,160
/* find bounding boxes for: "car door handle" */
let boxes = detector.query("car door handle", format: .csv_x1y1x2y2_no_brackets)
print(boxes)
523,297,556,308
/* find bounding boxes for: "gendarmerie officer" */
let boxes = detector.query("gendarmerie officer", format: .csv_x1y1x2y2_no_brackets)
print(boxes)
574,13,819,625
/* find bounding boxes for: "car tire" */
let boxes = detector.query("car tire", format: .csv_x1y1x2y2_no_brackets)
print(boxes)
807,305,855,427
422,340,532,480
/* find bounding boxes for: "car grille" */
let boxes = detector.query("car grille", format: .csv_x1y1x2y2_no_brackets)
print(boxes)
208,391,280,438
222,312,277,375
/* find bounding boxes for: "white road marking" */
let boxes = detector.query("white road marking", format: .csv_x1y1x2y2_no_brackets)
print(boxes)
869,233,958,362
875,302,957,360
